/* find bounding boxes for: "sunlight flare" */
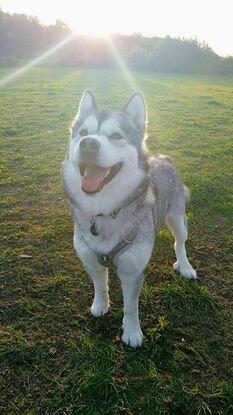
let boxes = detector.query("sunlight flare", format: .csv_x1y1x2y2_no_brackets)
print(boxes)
106,36,137,90
0,30,138,92
0,33,76,87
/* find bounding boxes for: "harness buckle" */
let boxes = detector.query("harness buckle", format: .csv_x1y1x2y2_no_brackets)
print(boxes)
102,254,110,263
125,237,132,244
111,209,120,219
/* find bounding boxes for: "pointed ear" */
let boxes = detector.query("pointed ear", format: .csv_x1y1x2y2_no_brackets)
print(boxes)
124,92,147,130
77,90,97,119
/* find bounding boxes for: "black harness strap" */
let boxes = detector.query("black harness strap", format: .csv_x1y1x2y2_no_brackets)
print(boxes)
96,227,138,268
78,170,158,268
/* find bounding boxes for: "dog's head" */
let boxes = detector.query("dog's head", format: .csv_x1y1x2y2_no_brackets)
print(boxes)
63,90,150,213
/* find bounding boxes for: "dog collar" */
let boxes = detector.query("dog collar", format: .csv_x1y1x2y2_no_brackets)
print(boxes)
90,208,120,236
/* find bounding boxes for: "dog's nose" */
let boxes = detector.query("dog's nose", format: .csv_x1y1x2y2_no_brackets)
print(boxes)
79,137,100,155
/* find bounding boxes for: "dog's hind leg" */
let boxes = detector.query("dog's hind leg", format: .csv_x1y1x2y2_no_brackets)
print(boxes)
74,233,109,317
166,212,197,280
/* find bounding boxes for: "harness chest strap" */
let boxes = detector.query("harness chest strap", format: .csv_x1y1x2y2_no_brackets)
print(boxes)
96,226,138,267
79,179,158,267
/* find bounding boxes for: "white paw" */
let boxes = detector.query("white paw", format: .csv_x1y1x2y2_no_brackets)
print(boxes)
121,327,144,348
173,261,197,280
91,298,109,317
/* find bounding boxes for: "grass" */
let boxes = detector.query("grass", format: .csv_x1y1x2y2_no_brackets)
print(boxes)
0,68,233,414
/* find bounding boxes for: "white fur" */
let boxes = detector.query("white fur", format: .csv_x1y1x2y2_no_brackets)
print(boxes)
76,90,96,118
63,92,197,348
124,92,147,128
116,234,154,346
73,215,155,347
64,127,145,216
77,114,98,135
74,231,110,316
99,118,126,138
166,214,197,280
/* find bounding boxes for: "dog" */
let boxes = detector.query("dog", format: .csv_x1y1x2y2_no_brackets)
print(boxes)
62,90,197,347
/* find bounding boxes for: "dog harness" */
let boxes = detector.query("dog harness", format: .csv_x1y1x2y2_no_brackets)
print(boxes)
86,178,157,268
96,226,138,268
73,171,157,268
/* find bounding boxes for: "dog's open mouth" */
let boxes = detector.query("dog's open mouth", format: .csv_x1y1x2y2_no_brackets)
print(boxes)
79,162,122,194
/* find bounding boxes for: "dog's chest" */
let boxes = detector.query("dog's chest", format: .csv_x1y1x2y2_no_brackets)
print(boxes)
72,204,152,253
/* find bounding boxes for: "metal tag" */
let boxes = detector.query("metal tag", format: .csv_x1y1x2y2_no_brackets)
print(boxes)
102,255,109,263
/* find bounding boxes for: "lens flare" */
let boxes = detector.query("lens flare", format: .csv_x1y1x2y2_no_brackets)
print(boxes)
106,35,137,90
0,33,76,87
0,31,137,92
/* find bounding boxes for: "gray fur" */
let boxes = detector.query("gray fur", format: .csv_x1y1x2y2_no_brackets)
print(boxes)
62,91,197,348
72,108,143,144
71,154,187,250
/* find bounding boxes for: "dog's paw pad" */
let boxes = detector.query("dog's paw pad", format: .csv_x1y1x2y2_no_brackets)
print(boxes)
121,328,144,348
91,301,109,317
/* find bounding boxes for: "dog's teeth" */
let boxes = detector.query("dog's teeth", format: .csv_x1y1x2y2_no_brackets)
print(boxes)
104,168,111,178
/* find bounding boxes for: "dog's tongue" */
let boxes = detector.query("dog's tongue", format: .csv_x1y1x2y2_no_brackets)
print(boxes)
82,163,107,193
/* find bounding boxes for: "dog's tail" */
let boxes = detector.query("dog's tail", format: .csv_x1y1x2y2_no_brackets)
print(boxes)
184,185,191,204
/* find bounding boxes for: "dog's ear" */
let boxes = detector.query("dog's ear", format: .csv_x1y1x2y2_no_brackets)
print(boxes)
77,90,98,119
124,92,147,130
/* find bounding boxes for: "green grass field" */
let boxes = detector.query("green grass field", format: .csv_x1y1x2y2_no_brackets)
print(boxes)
0,68,233,415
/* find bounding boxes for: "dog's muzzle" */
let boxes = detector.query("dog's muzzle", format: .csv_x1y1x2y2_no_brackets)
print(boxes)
79,137,100,157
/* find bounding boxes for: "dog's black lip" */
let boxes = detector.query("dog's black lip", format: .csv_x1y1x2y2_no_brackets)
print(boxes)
79,162,123,195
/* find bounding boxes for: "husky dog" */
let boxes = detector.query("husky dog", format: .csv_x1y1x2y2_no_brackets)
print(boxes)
62,90,197,347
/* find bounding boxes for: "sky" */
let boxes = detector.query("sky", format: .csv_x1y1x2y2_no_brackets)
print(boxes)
1,0,232,56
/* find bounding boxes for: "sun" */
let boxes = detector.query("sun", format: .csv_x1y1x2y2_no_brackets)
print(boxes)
71,19,112,38
73,28,109,38
66,3,128,38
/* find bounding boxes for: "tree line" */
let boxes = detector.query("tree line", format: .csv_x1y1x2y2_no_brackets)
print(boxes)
0,8,232,75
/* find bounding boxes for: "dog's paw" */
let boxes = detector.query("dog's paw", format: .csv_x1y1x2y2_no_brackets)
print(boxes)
173,261,197,280
91,299,109,317
121,327,144,348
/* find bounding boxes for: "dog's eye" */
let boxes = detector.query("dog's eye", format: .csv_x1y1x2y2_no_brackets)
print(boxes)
109,133,123,140
79,129,88,137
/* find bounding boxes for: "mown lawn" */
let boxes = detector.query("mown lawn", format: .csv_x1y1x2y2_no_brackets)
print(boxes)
0,68,232,415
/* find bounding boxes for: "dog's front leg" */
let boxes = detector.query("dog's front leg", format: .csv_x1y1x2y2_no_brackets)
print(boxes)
118,271,144,347
88,264,109,317
74,233,109,317
117,233,154,347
